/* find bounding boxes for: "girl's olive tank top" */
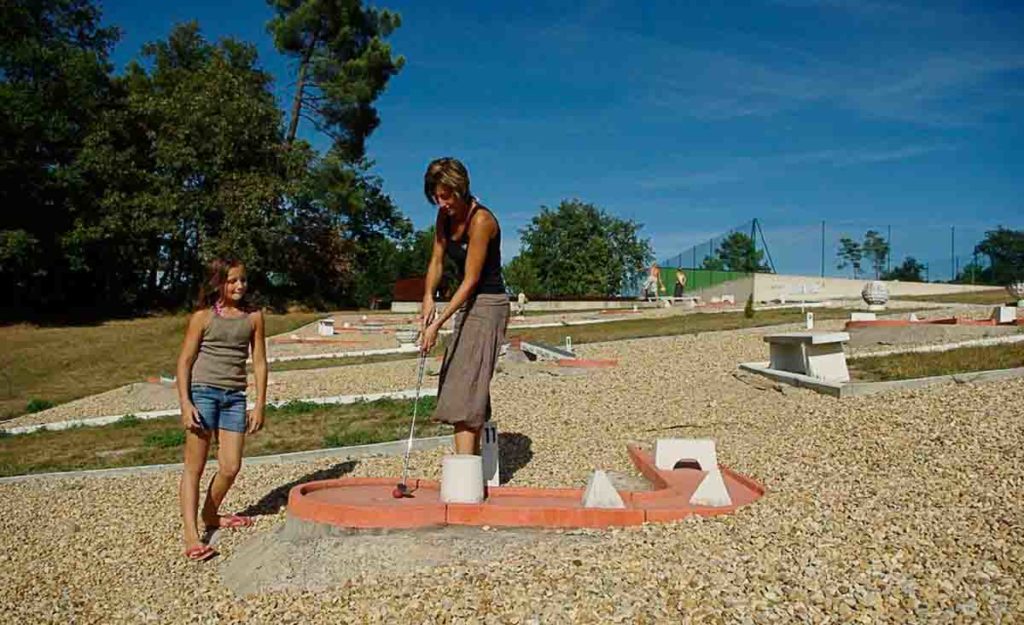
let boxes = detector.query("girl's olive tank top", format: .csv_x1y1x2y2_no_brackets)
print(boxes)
191,312,252,391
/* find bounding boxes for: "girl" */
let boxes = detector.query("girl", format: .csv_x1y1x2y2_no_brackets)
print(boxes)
419,157,509,456
176,258,267,561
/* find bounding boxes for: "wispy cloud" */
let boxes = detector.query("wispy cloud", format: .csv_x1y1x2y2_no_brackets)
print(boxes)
638,144,950,190
539,6,1024,128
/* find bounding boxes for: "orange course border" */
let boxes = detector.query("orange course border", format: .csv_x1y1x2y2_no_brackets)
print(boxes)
286,444,765,529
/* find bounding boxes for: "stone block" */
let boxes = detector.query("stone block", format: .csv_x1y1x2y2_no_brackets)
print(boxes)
850,312,877,322
993,306,1017,324
765,332,850,383
654,438,719,472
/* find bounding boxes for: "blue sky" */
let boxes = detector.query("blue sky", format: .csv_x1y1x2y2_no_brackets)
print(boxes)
101,0,1023,280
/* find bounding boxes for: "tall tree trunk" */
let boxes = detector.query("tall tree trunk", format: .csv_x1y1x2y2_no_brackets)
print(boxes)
286,38,317,144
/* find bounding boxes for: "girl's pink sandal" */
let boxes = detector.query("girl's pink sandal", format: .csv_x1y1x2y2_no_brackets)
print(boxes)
185,545,216,561
208,514,253,531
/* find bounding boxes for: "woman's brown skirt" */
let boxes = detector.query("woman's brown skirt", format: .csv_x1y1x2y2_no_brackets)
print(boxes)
433,293,510,429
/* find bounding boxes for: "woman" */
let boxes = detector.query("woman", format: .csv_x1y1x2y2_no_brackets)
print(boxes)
419,157,509,455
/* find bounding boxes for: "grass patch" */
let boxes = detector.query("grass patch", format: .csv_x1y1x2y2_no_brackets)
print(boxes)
0,312,320,421
143,429,186,449
0,396,446,477
508,307,863,346
25,398,55,413
850,341,1024,382
112,414,141,428
893,289,1011,305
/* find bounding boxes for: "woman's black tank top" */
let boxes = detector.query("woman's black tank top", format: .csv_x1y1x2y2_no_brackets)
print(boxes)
444,203,506,295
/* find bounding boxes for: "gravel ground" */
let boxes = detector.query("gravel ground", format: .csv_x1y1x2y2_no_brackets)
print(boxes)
1,320,1022,623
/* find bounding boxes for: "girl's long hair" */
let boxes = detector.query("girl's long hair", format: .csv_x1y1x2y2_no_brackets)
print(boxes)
196,258,247,311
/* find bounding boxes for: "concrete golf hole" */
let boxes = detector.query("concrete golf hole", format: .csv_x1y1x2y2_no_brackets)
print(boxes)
285,444,764,531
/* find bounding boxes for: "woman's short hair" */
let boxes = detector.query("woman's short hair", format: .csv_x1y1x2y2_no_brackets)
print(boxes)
424,157,471,204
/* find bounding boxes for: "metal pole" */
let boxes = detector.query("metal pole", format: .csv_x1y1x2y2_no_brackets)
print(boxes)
820,220,825,277
887,224,892,272
949,226,955,282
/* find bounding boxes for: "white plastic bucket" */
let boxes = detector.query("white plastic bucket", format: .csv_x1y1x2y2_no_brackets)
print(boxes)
440,454,484,504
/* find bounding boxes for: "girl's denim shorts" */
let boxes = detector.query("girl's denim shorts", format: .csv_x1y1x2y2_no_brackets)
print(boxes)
190,384,247,433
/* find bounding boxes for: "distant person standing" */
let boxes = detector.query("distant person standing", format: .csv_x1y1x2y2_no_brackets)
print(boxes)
673,269,687,298
516,291,528,316
641,262,665,301
418,157,509,456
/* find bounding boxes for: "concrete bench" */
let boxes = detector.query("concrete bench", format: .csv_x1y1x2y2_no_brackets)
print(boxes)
764,332,850,383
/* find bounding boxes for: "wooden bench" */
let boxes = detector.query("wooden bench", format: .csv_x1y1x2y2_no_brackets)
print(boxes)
763,332,850,383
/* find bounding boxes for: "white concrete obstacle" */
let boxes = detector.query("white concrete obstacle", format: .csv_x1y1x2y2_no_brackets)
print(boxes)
653,439,732,507
481,422,500,487
581,470,625,509
317,318,335,336
993,306,1017,325
850,312,877,322
440,455,484,504
519,340,575,361
764,331,851,383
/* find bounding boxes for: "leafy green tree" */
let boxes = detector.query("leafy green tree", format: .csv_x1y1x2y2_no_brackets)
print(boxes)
516,199,652,297
836,237,863,278
0,0,120,310
267,0,404,159
71,22,299,308
882,256,925,282
712,232,769,273
701,255,725,271
975,226,1024,284
862,230,890,279
504,253,542,297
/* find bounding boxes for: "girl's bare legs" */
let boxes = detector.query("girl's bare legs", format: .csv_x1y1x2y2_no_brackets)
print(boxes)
454,422,481,455
180,428,212,550
200,430,245,528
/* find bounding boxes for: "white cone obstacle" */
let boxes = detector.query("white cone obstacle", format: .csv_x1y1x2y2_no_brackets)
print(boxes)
581,470,625,509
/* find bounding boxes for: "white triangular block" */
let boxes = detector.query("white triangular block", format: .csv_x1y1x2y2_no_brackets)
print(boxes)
582,470,625,509
481,423,500,487
908,313,919,322
689,470,732,507
654,438,719,471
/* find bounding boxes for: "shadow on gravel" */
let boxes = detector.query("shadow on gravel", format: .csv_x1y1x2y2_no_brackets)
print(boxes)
498,432,532,483
238,461,358,518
